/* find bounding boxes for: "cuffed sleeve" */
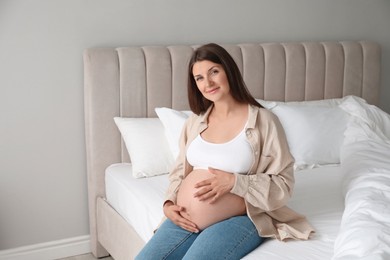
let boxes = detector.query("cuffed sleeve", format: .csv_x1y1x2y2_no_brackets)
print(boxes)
164,114,199,204
164,122,187,204
231,164,293,212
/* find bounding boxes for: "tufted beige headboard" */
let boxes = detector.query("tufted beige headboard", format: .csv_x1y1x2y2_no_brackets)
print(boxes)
83,41,380,257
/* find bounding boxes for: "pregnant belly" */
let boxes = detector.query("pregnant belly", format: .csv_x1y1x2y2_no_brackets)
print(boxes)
177,169,246,230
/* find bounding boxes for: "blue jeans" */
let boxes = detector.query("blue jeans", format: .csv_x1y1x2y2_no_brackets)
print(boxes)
135,215,264,260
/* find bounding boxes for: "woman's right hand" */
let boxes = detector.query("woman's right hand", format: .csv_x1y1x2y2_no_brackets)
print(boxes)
163,201,199,233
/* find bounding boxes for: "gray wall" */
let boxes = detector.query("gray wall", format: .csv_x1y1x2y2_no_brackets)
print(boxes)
0,0,389,250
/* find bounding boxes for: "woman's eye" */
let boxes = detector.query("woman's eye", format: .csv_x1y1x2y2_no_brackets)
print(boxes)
195,77,203,82
210,69,219,75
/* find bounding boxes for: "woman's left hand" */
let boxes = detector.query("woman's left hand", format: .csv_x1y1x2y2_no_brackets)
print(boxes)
193,167,235,203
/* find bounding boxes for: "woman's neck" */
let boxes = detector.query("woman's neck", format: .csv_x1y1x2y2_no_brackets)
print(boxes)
211,100,247,120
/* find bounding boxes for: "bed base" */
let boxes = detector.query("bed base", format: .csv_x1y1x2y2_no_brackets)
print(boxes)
97,198,144,259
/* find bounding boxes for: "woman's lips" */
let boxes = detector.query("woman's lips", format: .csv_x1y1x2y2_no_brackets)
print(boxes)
206,87,219,94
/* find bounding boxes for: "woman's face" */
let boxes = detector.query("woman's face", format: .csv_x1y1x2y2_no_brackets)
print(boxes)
192,60,231,103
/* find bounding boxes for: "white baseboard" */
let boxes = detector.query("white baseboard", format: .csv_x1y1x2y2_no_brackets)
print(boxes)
0,235,91,260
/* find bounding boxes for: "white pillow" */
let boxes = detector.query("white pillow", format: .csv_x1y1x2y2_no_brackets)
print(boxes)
256,98,343,110
114,117,174,178
271,104,349,169
155,107,192,159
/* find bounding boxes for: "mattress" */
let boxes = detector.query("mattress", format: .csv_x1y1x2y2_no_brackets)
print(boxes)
105,163,169,242
105,163,344,259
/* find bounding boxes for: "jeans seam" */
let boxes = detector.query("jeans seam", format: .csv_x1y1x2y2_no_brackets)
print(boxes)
162,232,194,260
223,228,258,259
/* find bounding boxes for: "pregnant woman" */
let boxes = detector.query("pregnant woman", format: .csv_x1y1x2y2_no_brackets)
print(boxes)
135,43,314,260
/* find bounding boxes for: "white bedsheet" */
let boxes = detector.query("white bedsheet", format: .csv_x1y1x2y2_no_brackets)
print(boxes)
106,164,345,259
105,163,169,242
244,166,344,259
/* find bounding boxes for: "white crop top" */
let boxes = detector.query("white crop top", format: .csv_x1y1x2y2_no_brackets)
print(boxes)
186,128,254,174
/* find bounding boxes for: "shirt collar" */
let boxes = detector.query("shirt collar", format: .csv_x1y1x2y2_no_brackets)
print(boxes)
199,104,214,125
247,104,258,129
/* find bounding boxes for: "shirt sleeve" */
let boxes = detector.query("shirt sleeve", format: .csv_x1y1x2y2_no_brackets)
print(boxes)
164,116,192,204
230,111,295,212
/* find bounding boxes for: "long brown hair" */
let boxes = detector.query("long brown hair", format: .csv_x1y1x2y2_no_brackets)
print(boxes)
188,43,262,115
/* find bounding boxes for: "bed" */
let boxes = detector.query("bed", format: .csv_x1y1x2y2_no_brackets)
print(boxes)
83,41,390,259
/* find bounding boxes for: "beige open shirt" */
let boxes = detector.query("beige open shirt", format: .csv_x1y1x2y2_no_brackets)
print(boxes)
164,104,314,241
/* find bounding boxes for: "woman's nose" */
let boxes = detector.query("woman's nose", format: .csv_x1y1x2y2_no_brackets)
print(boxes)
205,77,214,87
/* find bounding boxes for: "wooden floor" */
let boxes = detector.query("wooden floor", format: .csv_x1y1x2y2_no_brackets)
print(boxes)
58,253,113,260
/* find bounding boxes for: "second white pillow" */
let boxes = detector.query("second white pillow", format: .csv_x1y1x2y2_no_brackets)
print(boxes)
155,107,192,159
271,104,349,169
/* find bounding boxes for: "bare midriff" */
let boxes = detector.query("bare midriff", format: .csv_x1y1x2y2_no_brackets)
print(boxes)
176,169,246,230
